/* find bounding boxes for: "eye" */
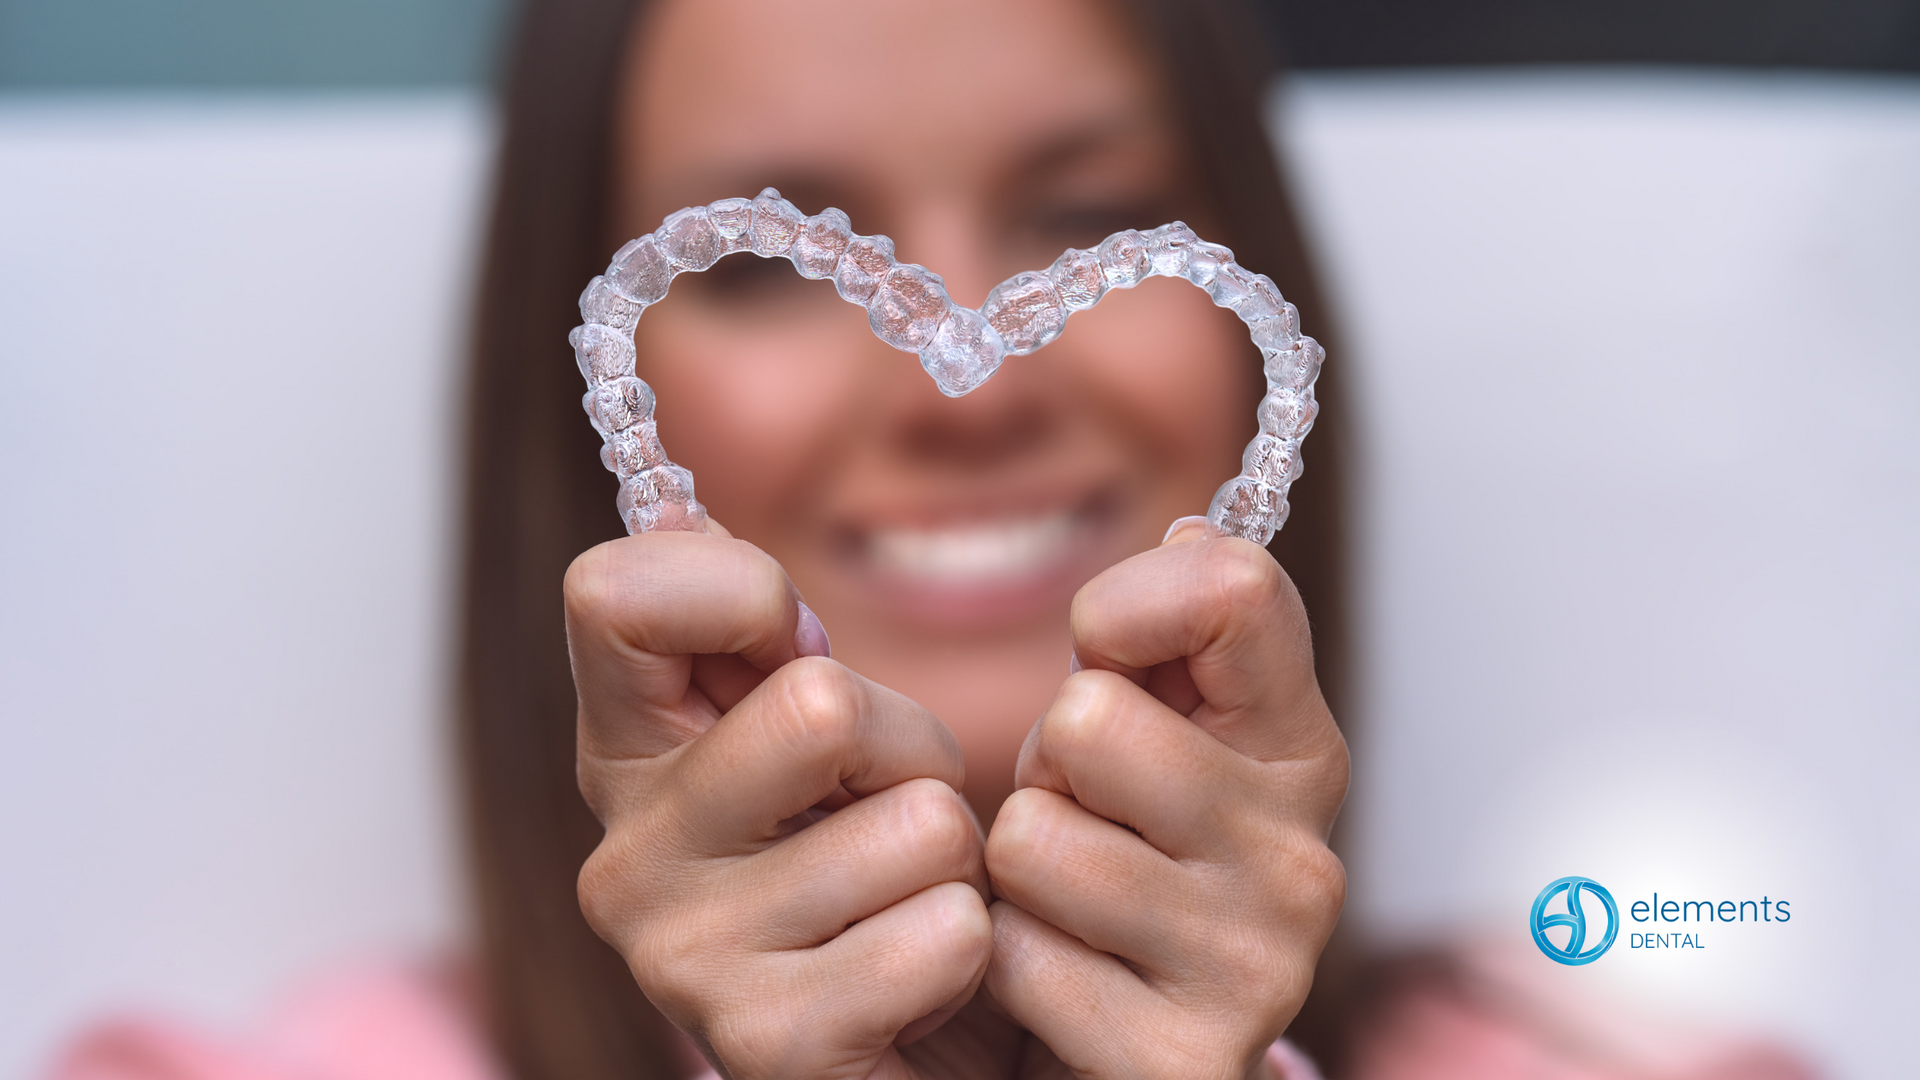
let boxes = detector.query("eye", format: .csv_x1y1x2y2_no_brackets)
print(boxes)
1023,196,1180,251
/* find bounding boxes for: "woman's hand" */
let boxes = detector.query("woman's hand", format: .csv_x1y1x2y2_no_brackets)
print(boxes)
982,525,1350,1080
567,527,1014,1080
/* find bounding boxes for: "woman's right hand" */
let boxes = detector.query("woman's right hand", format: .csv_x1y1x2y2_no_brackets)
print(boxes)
566,526,1008,1080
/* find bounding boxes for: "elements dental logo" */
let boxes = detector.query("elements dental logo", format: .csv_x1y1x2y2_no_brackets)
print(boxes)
1530,876,1619,966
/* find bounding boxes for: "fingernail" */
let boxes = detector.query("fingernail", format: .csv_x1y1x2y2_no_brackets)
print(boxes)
1068,651,1082,675
1162,514,1212,544
794,601,832,659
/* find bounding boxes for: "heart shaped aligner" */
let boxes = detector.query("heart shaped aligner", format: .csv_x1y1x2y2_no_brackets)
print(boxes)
1047,247,1106,311
579,275,643,335
1257,386,1318,441
868,264,951,352
600,421,668,478
582,376,655,436
658,207,726,273
920,307,1006,397
748,189,805,256
1210,475,1290,546
1146,222,1200,277
1265,336,1325,393
834,234,897,305
707,196,753,254
1241,433,1305,489
619,463,704,534
571,189,1324,545
982,271,1068,355
1096,229,1151,288
606,235,670,306
791,208,853,280
569,323,635,383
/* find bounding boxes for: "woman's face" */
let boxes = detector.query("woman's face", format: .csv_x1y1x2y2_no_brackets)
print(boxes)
618,0,1256,815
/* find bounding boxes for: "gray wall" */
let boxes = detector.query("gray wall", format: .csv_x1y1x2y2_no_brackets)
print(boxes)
0,0,510,88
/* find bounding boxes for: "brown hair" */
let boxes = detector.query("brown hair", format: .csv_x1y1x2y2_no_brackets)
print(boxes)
457,1,1349,1078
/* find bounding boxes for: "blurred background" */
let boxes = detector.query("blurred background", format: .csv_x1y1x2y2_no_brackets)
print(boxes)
2,1,1916,1078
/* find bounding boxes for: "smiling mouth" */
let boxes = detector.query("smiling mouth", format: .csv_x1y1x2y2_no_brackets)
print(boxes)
868,510,1081,585
829,488,1127,627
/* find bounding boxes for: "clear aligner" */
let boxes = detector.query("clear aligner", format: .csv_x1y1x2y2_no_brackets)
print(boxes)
571,188,1324,546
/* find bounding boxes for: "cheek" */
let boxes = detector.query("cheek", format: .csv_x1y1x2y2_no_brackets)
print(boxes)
1061,280,1257,477
634,305,873,530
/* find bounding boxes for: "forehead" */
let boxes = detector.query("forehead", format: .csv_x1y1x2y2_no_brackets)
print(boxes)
625,0,1163,213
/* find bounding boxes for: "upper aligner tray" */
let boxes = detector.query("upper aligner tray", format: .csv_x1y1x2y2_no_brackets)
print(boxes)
571,187,1322,546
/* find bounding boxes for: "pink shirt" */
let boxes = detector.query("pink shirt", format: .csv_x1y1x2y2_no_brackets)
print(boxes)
48,964,504,1080
46,962,1319,1080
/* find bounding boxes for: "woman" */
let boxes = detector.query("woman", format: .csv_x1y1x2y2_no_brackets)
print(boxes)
45,1,1827,1077
469,0,1348,1077
54,0,1348,1075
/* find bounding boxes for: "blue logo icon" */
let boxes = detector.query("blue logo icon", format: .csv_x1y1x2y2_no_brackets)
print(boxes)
1530,876,1618,965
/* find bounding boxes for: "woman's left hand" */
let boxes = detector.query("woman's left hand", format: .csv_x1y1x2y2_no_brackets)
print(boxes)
982,523,1349,1080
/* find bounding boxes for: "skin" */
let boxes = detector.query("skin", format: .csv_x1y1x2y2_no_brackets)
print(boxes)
569,0,1349,1077
613,0,1253,815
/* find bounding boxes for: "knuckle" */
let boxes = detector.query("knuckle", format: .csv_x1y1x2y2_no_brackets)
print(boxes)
561,542,622,623
575,847,620,938
984,788,1051,879
1259,820,1346,910
576,828,648,946
1244,824,1347,942
1295,836,1348,915
1040,672,1129,758
1203,537,1290,619
928,883,995,967
574,799,692,955
923,877,991,930
894,777,978,869
769,655,863,749
952,887,996,949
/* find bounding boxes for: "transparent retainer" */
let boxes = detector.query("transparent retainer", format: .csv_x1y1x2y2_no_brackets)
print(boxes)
571,188,1323,547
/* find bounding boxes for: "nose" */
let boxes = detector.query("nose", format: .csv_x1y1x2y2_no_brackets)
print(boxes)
828,321,1063,479
853,194,1065,473
889,376,1058,469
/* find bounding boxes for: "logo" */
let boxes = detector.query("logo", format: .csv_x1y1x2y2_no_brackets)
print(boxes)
1530,876,1619,965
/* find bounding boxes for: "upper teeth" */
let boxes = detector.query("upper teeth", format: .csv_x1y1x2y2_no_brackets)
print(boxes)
870,511,1076,583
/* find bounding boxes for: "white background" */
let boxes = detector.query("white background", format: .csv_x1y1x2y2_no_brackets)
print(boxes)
2,72,1917,1078
0,96,484,1079
1277,72,1920,1078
